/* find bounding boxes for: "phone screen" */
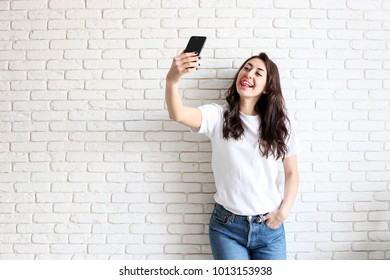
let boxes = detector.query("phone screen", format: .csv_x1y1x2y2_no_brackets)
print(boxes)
184,36,206,55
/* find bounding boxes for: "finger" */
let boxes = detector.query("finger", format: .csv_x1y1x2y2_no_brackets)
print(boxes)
185,60,200,68
180,66,198,75
181,66,198,75
179,58,198,69
177,58,199,70
175,61,198,74
180,51,199,60
266,221,276,229
174,55,198,68
263,213,270,221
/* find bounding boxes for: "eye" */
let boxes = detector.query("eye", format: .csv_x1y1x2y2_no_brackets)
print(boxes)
256,72,262,77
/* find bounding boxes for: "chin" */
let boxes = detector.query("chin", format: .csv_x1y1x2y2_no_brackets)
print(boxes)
238,90,259,98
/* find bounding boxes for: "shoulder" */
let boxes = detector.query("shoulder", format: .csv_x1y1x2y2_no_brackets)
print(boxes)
192,103,226,135
199,102,225,111
199,103,226,115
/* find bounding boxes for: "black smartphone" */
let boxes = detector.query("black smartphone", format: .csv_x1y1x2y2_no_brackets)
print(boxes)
184,36,206,55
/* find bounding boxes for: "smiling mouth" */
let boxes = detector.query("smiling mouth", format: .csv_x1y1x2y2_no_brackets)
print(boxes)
240,80,253,88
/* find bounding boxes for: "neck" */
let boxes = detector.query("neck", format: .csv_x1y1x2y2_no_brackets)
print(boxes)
239,98,258,116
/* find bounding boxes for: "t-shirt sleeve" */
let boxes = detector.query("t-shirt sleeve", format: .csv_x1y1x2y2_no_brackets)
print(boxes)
190,103,223,138
285,120,301,158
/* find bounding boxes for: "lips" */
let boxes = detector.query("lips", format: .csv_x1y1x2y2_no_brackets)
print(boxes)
240,80,253,89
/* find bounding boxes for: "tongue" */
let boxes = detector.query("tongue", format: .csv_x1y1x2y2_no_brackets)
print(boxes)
242,82,252,88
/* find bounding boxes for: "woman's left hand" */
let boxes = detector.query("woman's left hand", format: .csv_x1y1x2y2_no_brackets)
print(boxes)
264,210,287,229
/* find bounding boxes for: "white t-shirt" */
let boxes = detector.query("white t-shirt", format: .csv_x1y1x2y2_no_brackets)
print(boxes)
192,103,299,215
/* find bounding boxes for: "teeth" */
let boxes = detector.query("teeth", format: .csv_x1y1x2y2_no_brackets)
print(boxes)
242,81,252,87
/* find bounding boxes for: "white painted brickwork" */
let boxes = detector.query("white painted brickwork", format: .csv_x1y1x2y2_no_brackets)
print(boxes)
0,0,389,260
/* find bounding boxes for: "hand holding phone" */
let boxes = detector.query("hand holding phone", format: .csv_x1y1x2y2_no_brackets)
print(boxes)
166,36,206,82
184,36,206,55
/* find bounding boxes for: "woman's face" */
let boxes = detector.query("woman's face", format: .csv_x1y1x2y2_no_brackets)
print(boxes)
236,58,267,99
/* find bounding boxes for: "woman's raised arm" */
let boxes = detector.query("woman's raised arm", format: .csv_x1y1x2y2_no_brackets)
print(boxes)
165,52,202,129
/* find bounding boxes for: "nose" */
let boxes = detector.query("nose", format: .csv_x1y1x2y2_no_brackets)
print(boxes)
244,71,252,79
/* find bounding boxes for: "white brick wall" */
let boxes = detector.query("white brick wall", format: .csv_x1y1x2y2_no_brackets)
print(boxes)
0,0,389,260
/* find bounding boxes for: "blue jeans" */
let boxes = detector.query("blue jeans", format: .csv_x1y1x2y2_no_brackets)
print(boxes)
209,203,286,260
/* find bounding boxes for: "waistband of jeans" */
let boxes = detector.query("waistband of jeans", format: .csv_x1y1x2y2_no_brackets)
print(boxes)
214,203,269,221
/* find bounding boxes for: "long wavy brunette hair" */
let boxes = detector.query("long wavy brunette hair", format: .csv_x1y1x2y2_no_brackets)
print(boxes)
223,52,290,160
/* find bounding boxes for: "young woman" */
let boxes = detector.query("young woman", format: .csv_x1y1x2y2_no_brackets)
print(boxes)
165,51,299,260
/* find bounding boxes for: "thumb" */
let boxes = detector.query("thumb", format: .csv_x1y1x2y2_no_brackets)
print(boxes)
262,213,269,222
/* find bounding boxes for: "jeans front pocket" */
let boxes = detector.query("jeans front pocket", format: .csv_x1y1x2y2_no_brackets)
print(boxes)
264,221,282,231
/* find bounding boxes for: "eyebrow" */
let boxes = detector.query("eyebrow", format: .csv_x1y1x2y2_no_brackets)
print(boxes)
247,62,265,72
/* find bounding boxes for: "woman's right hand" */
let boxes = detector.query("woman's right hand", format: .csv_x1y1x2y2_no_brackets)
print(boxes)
166,51,200,84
